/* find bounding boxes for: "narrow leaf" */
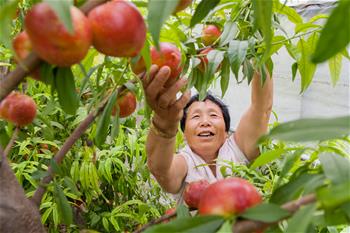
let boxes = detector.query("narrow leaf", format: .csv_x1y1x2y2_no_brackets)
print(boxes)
220,55,230,98
250,148,286,169
317,182,350,209
291,62,298,81
241,203,290,222
319,153,350,185
44,0,73,34
219,21,238,46
0,0,18,48
95,91,118,147
297,38,316,92
54,67,79,115
144,215,224,233
328,53,342,86
263,116,350,142
252,0,273,62
190,0,220,27
53,183,73,225
147,0,179,47
312,0,350,63
273,0,303,24
286,204,317,233
227,40,248,79
176,205,190,219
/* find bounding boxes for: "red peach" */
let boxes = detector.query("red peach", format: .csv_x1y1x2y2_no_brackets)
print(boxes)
25,2,92,67
198,178,262,217
202,25,221,46
184,180,210,209
112,91,137,118
88,1,146,57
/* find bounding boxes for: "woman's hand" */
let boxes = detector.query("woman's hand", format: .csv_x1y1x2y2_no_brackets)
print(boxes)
140,65,191,135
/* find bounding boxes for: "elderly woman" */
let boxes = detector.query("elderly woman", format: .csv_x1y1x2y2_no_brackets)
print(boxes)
141,64,273,200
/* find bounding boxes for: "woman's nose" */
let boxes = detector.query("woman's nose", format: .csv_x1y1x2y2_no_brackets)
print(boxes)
199,116,211,126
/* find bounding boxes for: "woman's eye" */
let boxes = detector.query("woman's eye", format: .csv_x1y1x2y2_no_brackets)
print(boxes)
210,114,218,117
192,115,199,119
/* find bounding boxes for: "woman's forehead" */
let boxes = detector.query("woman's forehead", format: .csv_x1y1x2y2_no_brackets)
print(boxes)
187,99,222,114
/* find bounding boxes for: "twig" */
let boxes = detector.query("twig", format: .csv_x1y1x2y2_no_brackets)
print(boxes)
132,212,177,233
4,127,19,158
0,0,109,101
233,193,317,233
31,83,130,206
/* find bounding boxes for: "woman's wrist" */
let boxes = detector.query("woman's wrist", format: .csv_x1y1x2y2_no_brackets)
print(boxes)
151,115,179,138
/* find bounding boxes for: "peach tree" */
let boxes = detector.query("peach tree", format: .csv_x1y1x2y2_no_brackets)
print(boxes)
0,0,349,232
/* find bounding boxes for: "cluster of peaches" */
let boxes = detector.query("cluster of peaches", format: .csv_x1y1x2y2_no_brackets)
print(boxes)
2,0,223,127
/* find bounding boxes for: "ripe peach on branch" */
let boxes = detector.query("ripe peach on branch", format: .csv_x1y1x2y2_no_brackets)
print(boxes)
25,2,92,67
201,25,221,46
112,91,137,118
88,0,146,57
0,92,37,126
184,180,210,209
198,178,262,217
131,42,183,80
12,31,41,80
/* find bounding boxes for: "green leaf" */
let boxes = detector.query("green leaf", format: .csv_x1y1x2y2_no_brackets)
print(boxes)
295,22,321,34
207,49,225,77
94,91,118,147
291,62,298,81
0,0,18,48
317,181,350,209
273,0,303,24
144,215,224,233
50,159,64,177
176,205,190,219
190,0,220,28
227,40,248,80
64,176,81,196
252,0,273,62
241,203,290,222
242,59,255,83
286,204,317,233
220,55,230,98
312,0,350,63
219,21,238,46
147,0,179,47
54,67,79,115
262,116,350,142
0,127,10,148
40,62,55,85
341,202,350,219
250,148,286,169
53,182,73,225
141,38,151,73
319,153,350,185
271,173,319,204
328,53,342,86
44,0,73,34
216,220,232,233
297,38,316,92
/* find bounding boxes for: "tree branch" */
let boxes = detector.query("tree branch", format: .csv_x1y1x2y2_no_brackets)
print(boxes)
233,193,317,233
4,127,19,158
0,0,109,101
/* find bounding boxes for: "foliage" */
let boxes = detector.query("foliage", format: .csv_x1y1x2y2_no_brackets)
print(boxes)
0,0,349,232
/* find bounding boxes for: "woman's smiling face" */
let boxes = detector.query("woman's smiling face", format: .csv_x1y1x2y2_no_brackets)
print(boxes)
184,99,228,160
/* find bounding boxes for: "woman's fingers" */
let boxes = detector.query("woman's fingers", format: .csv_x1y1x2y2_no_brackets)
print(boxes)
146,66,171,101
158,78,187,109
173,90,191,112
140,64,159,89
